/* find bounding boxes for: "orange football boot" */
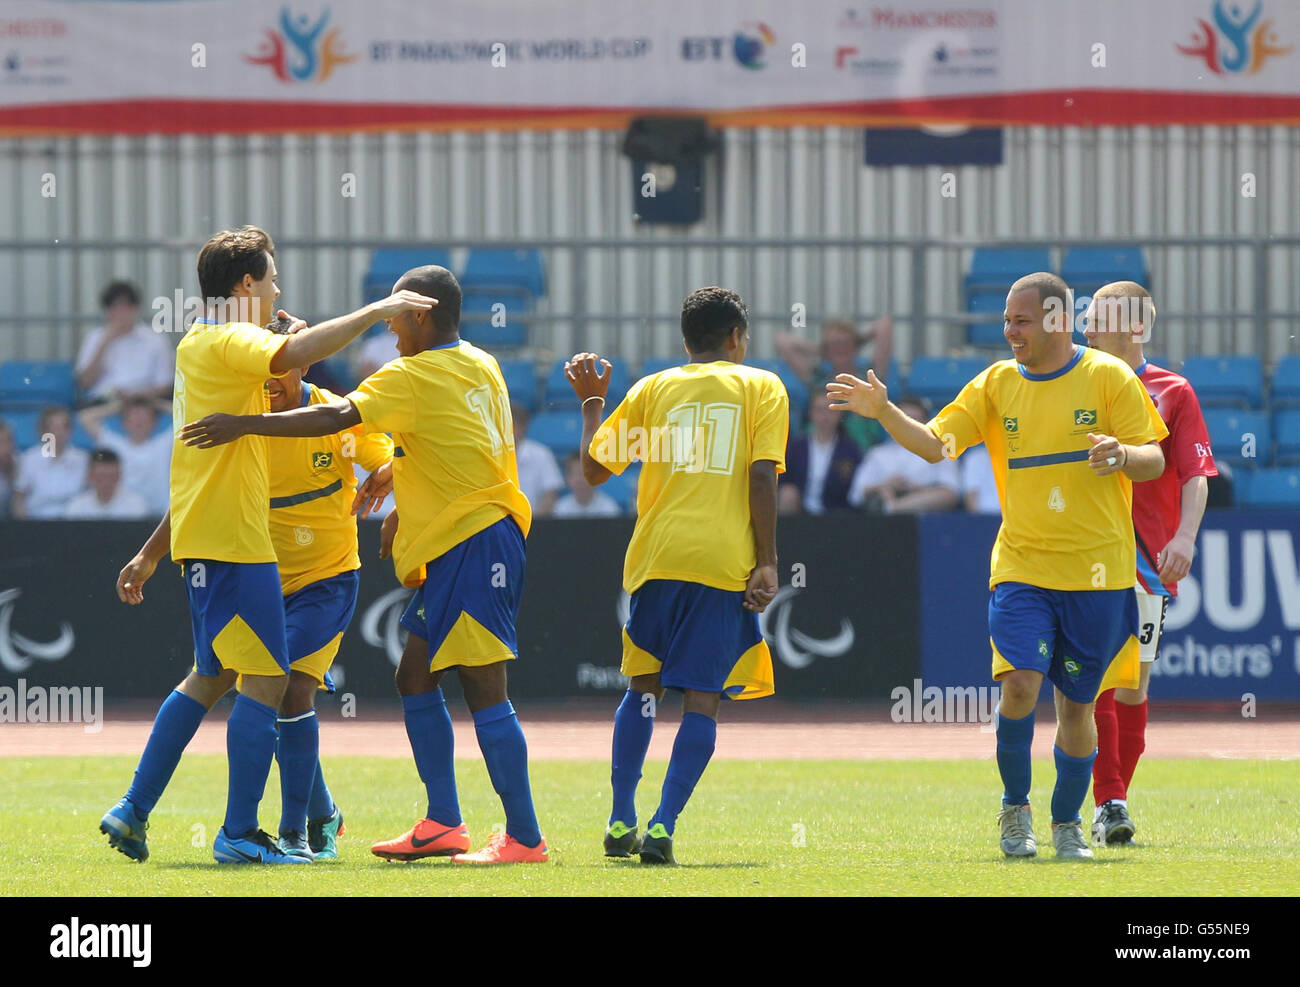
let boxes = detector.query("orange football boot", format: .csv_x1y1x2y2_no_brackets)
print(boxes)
370,819,471,861
452,831,549,864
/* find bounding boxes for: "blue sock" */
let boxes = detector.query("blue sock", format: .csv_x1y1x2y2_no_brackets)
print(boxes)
996,709,1035,806
648,712,716,837
125,689,207,817
275,710,318,836
1051,745,1098,824
473,700,542,848
610,689,655,828
307,759,336,822
223,694,278,836
402,689,461,825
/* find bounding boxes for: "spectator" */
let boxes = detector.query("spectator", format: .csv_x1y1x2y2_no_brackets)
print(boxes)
961,443,1001,515
356,325,399,381
554,452,621,518
12,405,90,519
847,395,960,514
0,422,17,518
75,280,174,405
63,448,149,520
779,396,862,515
79,396,172,517
512,402,563,517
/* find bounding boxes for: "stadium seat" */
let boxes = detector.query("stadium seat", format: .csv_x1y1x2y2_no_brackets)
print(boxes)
460,248,546,301
1181,356,1264,409
362,248,452,304
1142,353,1174,372
459,293,528,348
966,292,1006,347
964,248,1053,296
526,410,583,458
542,358,628,410
636,356,682,379
498,359,539,411
1271,355,1300,408
1061,247,1149,295
0,360,77,408
1272,409,1300,464
905,356,991,407
1203,409,1269,466
1,408,41,449
1236,468,1300,508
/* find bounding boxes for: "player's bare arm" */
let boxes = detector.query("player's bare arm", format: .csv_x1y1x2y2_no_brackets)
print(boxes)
353,460,394,518
826,371,946,463
565,351,614,485
1086,434,1164,480
1157,473,1208,582
181,396,362,448
268,289,436,374
379,508,398,560
745,459,779,613
117,509,171,605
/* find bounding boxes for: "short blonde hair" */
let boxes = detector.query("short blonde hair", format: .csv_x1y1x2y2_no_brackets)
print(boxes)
1093,281,1156,335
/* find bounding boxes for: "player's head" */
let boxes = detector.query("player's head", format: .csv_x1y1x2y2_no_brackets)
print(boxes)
120,396,158,443
38,404,72,452
681,286,748,361
88,447,123,501
1005,272,1073,371
390,265,460,356
100,280,141,331
264,315,305,412
1084,281,1155,360
196,225,278,326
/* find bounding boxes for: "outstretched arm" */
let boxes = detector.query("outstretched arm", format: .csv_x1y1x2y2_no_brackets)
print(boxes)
181,397,362,448
268,290,435,375
826,372,947,463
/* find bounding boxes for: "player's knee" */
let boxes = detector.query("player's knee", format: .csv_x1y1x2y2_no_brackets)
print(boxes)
179,669,235,710
629,674,663,701
239,672,288,707
999,672,1039,712
280,673,318,716
682,689,720,720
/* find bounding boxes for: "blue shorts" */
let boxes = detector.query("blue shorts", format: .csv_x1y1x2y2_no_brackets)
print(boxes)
400,517,525,672
283,569,360,692
988,582,1140,703
621,579,774,700
185,560,288,678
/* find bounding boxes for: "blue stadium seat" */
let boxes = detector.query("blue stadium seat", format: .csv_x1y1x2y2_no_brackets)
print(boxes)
362,248,452,304
1142,353,1174,372
636,356,682,380
966,293,1006,347
905,356,991,407
1181,356,1264,409
543,358,628,410
965,248,1053,296
1,408,41,450
1237,468,1300,508
498,359,538,411
526,410,583,458
461,249,546,301
749,358,810,420
1203,409,1269,466
1271,355,1300,408
0,361,76,408
1061,247,1149,295
1272,409,1300,464
459,293,528,348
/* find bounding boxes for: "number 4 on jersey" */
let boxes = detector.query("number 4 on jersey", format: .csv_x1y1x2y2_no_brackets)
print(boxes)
1048,486,1066,513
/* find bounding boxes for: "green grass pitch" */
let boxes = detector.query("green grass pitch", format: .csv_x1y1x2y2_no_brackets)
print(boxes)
2,757,1296,896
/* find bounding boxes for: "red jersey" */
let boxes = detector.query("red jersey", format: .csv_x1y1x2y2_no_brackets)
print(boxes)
1131,361,1217,597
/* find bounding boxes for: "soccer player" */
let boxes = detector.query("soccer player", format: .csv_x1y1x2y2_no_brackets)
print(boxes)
828,272,1168,860
180,265,548,865
565,286,787,865
1083,282,1216,845
101,225,432,864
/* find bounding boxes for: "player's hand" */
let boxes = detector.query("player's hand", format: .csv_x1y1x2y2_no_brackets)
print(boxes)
1087,433,1126,476
565,353,613,404
353,461,393,518
744,564,778,613
379,509,399,559
117,553,158,605
369,290,437,323
275,310,309,334
180,413,248,448
826,370,887,419
1157,531,1196,583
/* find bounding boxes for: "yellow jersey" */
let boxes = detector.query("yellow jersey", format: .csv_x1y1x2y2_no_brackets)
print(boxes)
347,340,531,588
928,346,1168,591
590,361,789,594
268,383,394,596
170,319,288,564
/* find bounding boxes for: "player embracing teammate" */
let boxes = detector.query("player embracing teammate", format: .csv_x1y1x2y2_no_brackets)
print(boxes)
1083,282,1217,846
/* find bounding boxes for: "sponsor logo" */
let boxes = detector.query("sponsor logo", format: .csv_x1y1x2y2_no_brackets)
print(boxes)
371,38,650,63
682,23,775,69
1074,409,1097,426
312,451,333,470
758,586,855,670
833,44,901,75
1037,638,1050,658
0,18,67,39
244,7,358,83
293,525,315,546
360,587,410,665
1176,0,1292,76
0,587,74,673
854,6,998,30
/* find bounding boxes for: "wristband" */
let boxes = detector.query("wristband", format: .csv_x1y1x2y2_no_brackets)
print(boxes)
582,396,606,408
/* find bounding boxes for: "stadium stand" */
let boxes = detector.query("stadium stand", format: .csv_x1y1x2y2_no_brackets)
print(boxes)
362,248,452,304
1270,355,1300,408
906,355,991,407
1203,409,1270,467
1236,467,1300,508
526,409,583,457
0,360,78,408
1061,246,1149,295
1181,356,1265,409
